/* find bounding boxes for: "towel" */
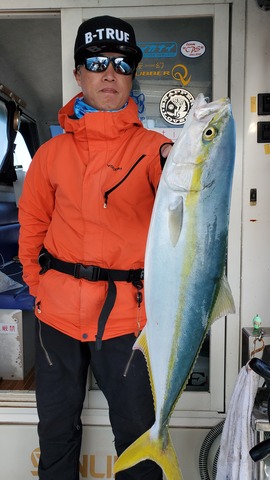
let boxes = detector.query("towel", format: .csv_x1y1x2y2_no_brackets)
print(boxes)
216,364,260,480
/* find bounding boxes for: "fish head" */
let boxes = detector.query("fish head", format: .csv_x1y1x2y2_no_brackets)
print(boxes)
163,94,235,195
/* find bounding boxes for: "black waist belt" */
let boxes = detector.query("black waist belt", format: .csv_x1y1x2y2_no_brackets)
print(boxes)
38,247,144,350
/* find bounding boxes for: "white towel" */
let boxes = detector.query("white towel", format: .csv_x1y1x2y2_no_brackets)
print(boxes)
216,365,260,480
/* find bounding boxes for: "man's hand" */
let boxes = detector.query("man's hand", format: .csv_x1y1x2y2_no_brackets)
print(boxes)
160,143,173,159
160,143,173,169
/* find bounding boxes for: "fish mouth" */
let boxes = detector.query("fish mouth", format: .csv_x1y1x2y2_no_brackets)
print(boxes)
195,97,230,121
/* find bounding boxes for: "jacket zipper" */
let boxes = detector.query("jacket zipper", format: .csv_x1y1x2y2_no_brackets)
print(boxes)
103,154,146,208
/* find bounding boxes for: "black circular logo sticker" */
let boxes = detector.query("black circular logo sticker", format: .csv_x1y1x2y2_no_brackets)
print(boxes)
160,88,195,125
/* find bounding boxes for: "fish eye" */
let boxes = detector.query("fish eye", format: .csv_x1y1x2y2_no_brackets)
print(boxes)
202,125,218,142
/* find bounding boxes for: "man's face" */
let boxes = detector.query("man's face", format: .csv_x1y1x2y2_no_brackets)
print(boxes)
74,52,133,111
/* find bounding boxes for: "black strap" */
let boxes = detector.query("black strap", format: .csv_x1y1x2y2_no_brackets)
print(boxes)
95,274,117,350
38,248,143,350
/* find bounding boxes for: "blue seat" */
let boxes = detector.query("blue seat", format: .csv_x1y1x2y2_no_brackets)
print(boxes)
0,201,34,310
0,200,18,225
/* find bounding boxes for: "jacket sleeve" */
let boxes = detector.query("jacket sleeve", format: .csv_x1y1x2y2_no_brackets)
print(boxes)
18,144,55,297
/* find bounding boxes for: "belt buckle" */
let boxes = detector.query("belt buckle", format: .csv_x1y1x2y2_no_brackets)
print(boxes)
88,265,101,281
74,264,101,281
128,269,144,283
38,251,51,274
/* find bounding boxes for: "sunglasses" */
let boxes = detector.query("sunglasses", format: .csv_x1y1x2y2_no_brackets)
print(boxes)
82,56,136,76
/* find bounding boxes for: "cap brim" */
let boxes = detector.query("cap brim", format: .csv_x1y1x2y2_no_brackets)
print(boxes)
75,43,142,65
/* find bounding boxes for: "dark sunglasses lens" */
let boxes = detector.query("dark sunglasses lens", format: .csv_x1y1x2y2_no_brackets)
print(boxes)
84,57,108,72
113,58,135,75
84,56,135,75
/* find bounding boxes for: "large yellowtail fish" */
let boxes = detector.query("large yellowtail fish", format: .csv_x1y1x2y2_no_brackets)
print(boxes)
114,94,236,479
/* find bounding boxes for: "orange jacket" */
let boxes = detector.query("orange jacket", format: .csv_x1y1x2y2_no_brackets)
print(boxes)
18,95,169,341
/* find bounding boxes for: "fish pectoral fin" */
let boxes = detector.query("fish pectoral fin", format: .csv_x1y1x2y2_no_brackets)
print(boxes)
168,196,183,247
209,274,236,325
114,427,183,480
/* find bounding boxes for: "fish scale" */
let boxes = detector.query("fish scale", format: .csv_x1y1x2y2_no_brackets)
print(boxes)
114,93,236,480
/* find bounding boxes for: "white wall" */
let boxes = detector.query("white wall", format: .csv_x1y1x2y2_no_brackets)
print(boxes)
241,0,270,332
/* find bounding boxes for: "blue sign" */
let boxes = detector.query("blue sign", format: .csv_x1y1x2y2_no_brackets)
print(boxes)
138,42,177,58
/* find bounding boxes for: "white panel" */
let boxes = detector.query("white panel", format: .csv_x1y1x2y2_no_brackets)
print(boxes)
0,422,214,480
61,8,83,103
241,1,270,330
225,0,246,406
213,3,229,99
0,310,23,379
0,425,39,479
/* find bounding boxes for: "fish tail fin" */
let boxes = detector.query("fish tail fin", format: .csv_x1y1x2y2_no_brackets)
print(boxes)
113,428,183,480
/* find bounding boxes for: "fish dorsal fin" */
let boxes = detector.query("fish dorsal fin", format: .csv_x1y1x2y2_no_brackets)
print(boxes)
168,196,183,247
134,329,156,408
209,274,235,325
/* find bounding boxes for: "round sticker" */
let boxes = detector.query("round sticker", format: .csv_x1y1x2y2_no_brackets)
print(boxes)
160,88,195,125
181,40,206,58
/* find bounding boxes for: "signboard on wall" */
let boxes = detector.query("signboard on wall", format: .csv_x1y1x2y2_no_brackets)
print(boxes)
130,17,213,133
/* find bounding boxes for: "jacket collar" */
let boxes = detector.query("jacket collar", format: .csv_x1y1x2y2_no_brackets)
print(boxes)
58,93,142,142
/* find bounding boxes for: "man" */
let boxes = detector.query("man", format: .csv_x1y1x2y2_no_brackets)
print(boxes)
19,15,172,480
